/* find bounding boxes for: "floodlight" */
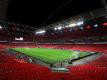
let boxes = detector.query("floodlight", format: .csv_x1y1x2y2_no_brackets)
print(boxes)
57,26,62,30
20,37,23,40
54,27,57,30
0,25,2,29
36,30,46,34
54,26,62,30
77,21,84,26
94,24,98,27
69,23,76,27
15,37,23,41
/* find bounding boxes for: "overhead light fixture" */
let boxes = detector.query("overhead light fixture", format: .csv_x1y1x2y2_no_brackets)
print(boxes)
54,26,63,30
36,30,46,34
54,27,57,30
69,23,76,27
20,37,23,40
15,37,23,41
76,21,84,26
65,21,84,28
0,25,2,29
94,24,98,27
57,26,62,30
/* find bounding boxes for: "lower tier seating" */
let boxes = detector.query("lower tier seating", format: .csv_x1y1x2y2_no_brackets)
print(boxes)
0,44,107,80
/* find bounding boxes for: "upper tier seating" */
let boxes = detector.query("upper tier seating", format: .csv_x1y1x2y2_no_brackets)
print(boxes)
40,44,107,53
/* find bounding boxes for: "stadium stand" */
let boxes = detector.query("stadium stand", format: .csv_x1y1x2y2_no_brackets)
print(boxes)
0,7,107,80
0,43,107,80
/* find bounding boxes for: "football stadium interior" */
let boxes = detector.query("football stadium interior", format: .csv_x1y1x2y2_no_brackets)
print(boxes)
0,1,107,80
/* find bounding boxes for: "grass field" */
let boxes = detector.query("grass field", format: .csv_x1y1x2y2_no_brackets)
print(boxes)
11,48,92,64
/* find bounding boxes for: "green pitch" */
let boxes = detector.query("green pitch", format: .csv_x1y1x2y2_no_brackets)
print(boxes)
11,48,92,64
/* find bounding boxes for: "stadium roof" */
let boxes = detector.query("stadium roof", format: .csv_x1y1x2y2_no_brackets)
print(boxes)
7,0,103,28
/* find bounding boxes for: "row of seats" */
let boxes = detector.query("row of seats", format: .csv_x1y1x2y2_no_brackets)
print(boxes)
40,44,107,53
41,44,107,80
0,44,107,80
0,53,55,80
0,43,37,49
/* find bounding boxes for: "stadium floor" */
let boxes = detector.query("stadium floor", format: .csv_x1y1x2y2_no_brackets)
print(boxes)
11,48,93,64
